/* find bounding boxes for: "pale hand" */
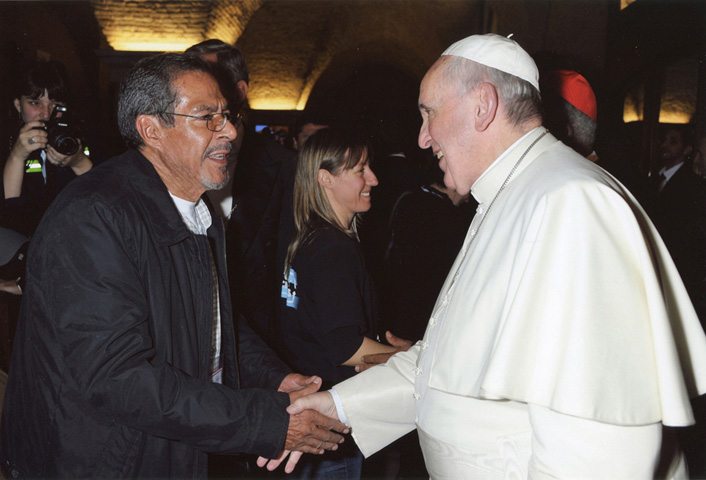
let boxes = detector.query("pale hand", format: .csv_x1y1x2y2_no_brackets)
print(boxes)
14,121,47,157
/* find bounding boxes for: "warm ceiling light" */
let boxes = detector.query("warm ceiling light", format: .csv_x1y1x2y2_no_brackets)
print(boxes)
109,41,200,52
248,97,302,111
659,111,692,124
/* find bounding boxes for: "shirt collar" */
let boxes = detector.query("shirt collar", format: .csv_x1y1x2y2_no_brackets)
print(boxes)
659,161,684,182
169,193,212,235
471,127,546,205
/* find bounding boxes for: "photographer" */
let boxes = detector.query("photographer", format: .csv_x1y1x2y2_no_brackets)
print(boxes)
2,60,92,238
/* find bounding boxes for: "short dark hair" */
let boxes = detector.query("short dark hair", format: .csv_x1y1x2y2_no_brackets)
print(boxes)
185,39,249,110
291,110,331,138
117,53,213,149
543,91,596,156
15,61,70,104
662,124,695,149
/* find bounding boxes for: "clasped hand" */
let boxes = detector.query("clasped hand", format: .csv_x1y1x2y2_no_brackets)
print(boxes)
257,391,343,474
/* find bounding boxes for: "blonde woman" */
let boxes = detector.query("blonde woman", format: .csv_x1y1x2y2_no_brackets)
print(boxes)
278,127,397,479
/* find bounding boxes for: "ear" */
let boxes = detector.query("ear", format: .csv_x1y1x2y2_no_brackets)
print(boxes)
318,168,334,189
566,123,574,139
136,114,163,149
474,82,498,132
235,80,249,106
13,98,21,114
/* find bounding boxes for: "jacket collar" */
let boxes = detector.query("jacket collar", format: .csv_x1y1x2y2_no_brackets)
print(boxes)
122,149,194,246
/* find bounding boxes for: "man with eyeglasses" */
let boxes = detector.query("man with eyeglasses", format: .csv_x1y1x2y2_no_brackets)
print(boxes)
0,53,348,479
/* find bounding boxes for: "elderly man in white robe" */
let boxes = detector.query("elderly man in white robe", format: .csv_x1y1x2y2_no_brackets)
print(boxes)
259,33,706,479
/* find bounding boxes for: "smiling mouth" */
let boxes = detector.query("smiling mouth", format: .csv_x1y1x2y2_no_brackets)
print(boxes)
209,153,229,162
204,143,233,164
361,192,371,197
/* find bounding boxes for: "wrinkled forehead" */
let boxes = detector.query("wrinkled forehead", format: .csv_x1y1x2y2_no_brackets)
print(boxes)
172,70,225,110
419,58,459,106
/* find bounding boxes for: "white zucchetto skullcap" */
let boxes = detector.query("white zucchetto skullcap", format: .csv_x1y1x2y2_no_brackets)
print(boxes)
441,33,540,91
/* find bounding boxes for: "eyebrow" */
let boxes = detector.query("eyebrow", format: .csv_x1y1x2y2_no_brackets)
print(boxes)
186,102,219,114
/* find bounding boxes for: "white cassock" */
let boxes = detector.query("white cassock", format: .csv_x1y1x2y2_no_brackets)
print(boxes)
332,128,706,479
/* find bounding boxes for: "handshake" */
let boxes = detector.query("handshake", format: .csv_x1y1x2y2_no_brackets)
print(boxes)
262,331,412,473
264,374,348,474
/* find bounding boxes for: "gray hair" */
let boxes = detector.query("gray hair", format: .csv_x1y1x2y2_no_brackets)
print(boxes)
117,53,213,149
564,100,597,156
441,55,543,127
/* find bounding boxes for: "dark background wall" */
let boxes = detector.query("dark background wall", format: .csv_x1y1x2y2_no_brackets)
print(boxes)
0,0,703,172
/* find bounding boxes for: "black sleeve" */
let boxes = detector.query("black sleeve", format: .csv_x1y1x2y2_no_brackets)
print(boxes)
237,313,291,390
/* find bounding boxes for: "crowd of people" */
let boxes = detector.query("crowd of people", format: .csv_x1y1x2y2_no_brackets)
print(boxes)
0,31,705,480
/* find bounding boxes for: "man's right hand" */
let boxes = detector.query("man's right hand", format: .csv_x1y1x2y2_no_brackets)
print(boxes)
258,391,343,473
284,407,346,453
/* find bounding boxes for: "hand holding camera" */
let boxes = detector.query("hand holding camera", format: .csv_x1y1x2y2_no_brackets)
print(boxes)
15,120,48,157
26,104,85,168
43,105,81,156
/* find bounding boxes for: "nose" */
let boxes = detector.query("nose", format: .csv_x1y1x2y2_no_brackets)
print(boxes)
418,119,432,149
366,168,378,187
40,104,53,121
219,116,237,142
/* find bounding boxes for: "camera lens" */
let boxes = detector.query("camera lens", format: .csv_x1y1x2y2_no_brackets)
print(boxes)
51,134,79,156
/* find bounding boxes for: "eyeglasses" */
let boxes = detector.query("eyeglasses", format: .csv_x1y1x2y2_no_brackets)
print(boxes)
159,111,242,132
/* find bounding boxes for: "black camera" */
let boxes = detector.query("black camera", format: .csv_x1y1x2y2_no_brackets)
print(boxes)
44,105,81,156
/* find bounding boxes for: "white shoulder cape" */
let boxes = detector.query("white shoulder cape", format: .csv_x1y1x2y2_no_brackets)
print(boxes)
427,131,706,426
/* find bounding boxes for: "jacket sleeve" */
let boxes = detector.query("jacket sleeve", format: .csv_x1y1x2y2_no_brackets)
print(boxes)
33,198,290,458
237,313,291,389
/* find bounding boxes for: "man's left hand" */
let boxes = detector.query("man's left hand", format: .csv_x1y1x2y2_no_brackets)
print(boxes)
278,373,322,403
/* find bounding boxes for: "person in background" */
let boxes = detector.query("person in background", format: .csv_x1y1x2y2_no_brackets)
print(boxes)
186,40,297,350
277,128,400,479
378,154,475,350
185,38,329,479
357,110,423,315
645,124,706,477
0,52,347,479
646,124,706,325
291,111,329,150
541,69,598,161
265,33,706,478
1,60,92,238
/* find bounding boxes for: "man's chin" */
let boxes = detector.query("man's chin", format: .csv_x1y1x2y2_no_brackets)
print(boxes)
202,170,230,191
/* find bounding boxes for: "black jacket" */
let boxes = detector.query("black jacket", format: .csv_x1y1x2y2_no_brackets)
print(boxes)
227,128,297,345
647,162,706,325
0,149,290,479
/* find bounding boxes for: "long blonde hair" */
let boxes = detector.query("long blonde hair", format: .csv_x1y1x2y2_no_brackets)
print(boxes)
284,127,370,273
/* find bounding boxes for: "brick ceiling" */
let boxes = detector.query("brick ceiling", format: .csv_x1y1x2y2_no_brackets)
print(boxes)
89,0,483,111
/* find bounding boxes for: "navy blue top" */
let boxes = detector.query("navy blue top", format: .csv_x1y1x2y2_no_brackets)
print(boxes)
278,222,378,387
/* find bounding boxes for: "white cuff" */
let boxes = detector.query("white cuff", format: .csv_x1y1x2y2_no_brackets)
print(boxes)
329,388,349,426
